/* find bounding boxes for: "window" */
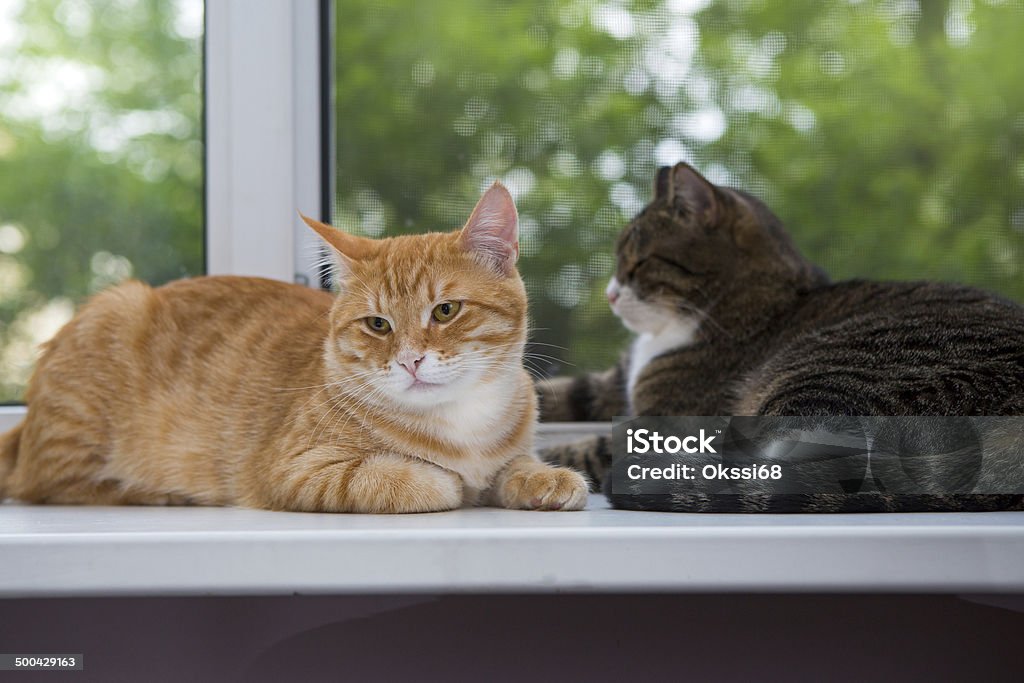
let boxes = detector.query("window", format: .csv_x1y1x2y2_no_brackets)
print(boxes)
0,0,204,403
3,1,1022,410
327,0,1024,379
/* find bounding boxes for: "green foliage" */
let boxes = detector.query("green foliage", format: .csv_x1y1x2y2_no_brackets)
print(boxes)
333,0,1024,377
0,0,202,401
2,0,1022,403
695,0,1024,296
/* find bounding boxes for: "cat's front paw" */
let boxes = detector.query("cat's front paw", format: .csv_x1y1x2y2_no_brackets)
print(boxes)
499,466,588,511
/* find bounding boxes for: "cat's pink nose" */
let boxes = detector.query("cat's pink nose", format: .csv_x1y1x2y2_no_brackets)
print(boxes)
606,278,621,305
398,354,425,376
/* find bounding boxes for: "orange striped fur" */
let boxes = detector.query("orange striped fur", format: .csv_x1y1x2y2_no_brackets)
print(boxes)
0,184,587,513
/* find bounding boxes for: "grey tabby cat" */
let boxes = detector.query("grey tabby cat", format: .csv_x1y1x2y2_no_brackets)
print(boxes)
539,163,1024,512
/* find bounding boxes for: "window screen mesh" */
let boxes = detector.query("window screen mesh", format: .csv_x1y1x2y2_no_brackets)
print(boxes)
330,0,1024,376
0,0,204,402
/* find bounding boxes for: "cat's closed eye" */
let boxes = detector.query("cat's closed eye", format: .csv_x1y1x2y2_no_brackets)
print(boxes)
622,258,647,283
653,254,702,276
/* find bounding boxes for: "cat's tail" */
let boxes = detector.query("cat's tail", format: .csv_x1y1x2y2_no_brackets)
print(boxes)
0,421,22,500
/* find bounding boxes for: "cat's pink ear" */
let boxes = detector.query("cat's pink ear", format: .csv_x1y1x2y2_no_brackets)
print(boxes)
460,182,519,275
667,162,721,223
299,212,375,282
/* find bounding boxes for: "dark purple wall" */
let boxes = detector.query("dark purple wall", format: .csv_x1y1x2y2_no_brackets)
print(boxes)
1,594,1021,682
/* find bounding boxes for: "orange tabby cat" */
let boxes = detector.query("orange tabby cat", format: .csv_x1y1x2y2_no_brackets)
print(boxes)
0,183,588,513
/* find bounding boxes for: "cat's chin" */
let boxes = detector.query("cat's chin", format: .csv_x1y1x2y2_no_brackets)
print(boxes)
611,301,663,335
617,312,659,335
615,303,691,336
389,378,460,408
406,378,445,391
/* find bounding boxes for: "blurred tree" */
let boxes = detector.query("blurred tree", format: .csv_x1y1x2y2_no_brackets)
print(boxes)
695,0,1024,299
332,0,1024,379
0,0,203,401
1,0,1022,402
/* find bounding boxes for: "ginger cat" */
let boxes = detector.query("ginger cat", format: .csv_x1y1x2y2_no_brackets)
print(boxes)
0,184,588,513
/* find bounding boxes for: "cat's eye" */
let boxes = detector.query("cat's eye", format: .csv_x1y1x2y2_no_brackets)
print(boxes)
365,316,392,334
432,301,461,323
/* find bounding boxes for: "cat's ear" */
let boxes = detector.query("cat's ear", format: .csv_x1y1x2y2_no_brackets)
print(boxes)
298,212,375,282
460,182,519,275
666,162,721,224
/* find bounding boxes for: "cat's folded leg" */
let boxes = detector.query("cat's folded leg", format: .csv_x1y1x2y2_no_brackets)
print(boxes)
536,364,628,422
488,454,589,511
259,449,463,514
535,376,578,422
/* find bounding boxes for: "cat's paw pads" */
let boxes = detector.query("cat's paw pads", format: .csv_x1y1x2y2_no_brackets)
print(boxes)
502,467,588,511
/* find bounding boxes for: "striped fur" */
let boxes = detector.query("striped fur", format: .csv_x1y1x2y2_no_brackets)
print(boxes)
537,365,628,423
0,183,588,513
540,163,1024,512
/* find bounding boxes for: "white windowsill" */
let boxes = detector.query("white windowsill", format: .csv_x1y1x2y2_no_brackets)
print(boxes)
2,416,1022,597
2,496,1024,593
1,496,1022,596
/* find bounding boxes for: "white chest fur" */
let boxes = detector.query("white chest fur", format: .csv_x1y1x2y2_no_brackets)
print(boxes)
425,374,525,490
627,319,700,401
440,376,516,446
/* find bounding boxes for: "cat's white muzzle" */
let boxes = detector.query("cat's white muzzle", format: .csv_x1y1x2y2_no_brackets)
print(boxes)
381,353,484,408
607,277,674,334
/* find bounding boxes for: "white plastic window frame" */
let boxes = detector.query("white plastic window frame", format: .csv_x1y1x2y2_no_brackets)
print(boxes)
0,0,326,432
206,0,326,286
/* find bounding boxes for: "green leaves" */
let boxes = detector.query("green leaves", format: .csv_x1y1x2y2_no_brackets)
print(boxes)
2,0,1021,401
332,0,1024,376
0,0,203,400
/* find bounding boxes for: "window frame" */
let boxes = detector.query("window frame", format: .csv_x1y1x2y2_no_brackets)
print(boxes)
205,0,327,285
0,0,327,431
